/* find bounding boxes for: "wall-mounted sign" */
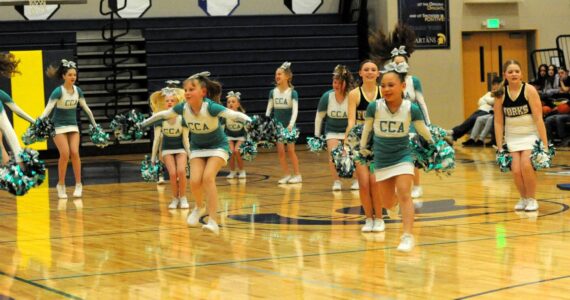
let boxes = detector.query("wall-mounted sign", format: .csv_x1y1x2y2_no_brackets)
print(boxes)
398,0,450,49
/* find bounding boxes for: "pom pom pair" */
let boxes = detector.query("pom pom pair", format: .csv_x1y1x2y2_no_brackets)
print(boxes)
111,110,147,141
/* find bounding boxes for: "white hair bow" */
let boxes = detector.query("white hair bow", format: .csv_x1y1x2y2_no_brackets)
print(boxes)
390,46,407,58
61,59,76,68
226,91,241,100
279,61,292,70
381,61,409,74
161,87,177,96
165,80,180,86
188,71,211,80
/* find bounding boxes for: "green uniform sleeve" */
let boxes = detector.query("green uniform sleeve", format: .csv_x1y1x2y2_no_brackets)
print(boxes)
317,90,331,112
291,89,299,102
172,102,185,115
49,86,62,101
76,86,85,98
365,100,377,119
0,90,13,103
207,101,227,116
411,102,424,122
412,76,423,93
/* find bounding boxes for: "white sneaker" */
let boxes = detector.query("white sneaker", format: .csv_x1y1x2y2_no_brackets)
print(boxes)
411,186,423,198
350,180,359,190
168,197,179,209
157,175,165,185
73,184,82,198
202,218,220,235
332,180,342,191
179,197,190,209
397,233,415,252
187,206,204,226
525,198,539,211
372,218,385,232
288,175,302,184
238,170,247,179
361,218,374,232
226,171,237,179
278,175,292,184
514,198,528,210
56,184,67,199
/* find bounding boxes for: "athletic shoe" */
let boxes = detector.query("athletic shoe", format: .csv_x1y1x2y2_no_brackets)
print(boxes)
238,170,247,179
202,219,220,235
332,180,342,191
57,184,67,199
411,186,423,198
226,171,237,179
288,175,302,184
179,196,190,209
372,218,385,232
514,198,528,210
473,140,484,146
525,198,539,211
462,139,476,146
168,197,179,209
397,233,415,252
73,184,82,198
361,218,374,232
278,175,291,184
350,180,359,190
187,206,204,226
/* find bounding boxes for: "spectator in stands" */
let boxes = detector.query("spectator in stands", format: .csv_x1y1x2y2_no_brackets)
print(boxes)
530,64,548,91
540,64,560,105
545,102,570,145
447,76,502,144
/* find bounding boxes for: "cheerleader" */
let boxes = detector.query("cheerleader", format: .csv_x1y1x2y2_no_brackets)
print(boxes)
344,60,384,232
0,53,35,164
360,61,434,252
266,62,302,184
224,91,247,179
494,60,548,212
140,72,251,235
149,84,190,209
39,59,98,199
370,23,430,199
314,65,357,190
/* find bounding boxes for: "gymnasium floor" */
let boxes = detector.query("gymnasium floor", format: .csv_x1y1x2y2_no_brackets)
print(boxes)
0,145,569,299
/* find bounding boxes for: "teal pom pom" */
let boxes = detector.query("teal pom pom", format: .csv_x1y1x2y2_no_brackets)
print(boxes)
22,117,55,145
140,155,164,182
331,144,355,178
246,115,277,147
239,140,258,161
306,136,326,153
277,124,300,143
110,110,147,141
89,124,111,148
530,140,555,170
410,125,455,175
0,149,46,195
346,124,363,149
495,145,512,173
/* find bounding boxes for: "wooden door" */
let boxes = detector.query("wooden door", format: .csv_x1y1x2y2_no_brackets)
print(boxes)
461,32,528,118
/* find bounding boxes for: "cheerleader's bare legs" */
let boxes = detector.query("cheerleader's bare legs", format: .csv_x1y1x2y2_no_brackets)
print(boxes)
163,153,188,209
188,156,224,234
53,132,82,198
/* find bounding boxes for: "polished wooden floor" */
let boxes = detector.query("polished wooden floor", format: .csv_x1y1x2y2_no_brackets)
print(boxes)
1,145,569,299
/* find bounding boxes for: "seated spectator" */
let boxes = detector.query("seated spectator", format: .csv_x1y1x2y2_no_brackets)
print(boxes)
530,64,548,91
462,114,495,147
540,64,560,106
552,67,570,100
545,102,570,145
447,77,502,143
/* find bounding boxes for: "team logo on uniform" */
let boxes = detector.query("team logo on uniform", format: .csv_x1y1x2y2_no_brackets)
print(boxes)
199,0,240,16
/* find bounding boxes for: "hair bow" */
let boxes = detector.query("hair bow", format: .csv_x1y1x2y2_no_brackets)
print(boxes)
333,64,348,76
279,61,292,70
61,59,76,68
226,91,241,100
161,87,177,96
390,46,407,58
381,61,409,74
188,71,211,80
165,80,180,86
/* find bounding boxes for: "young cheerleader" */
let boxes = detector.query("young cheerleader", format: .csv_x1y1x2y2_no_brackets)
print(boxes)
224,91,248,179
149,84,190,209
0,53,36,164
266,62,302,184
344,60,384,232
494,60,548,212
360,61,434,252
39,59,98,199
140,72,251,234
314,65,357,191
369,23,430,199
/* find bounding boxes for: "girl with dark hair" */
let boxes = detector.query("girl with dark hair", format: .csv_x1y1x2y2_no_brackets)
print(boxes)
494,60,548,212
40,59,98,199
224,91,248,179
140,72,251,235
314,65,356,191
